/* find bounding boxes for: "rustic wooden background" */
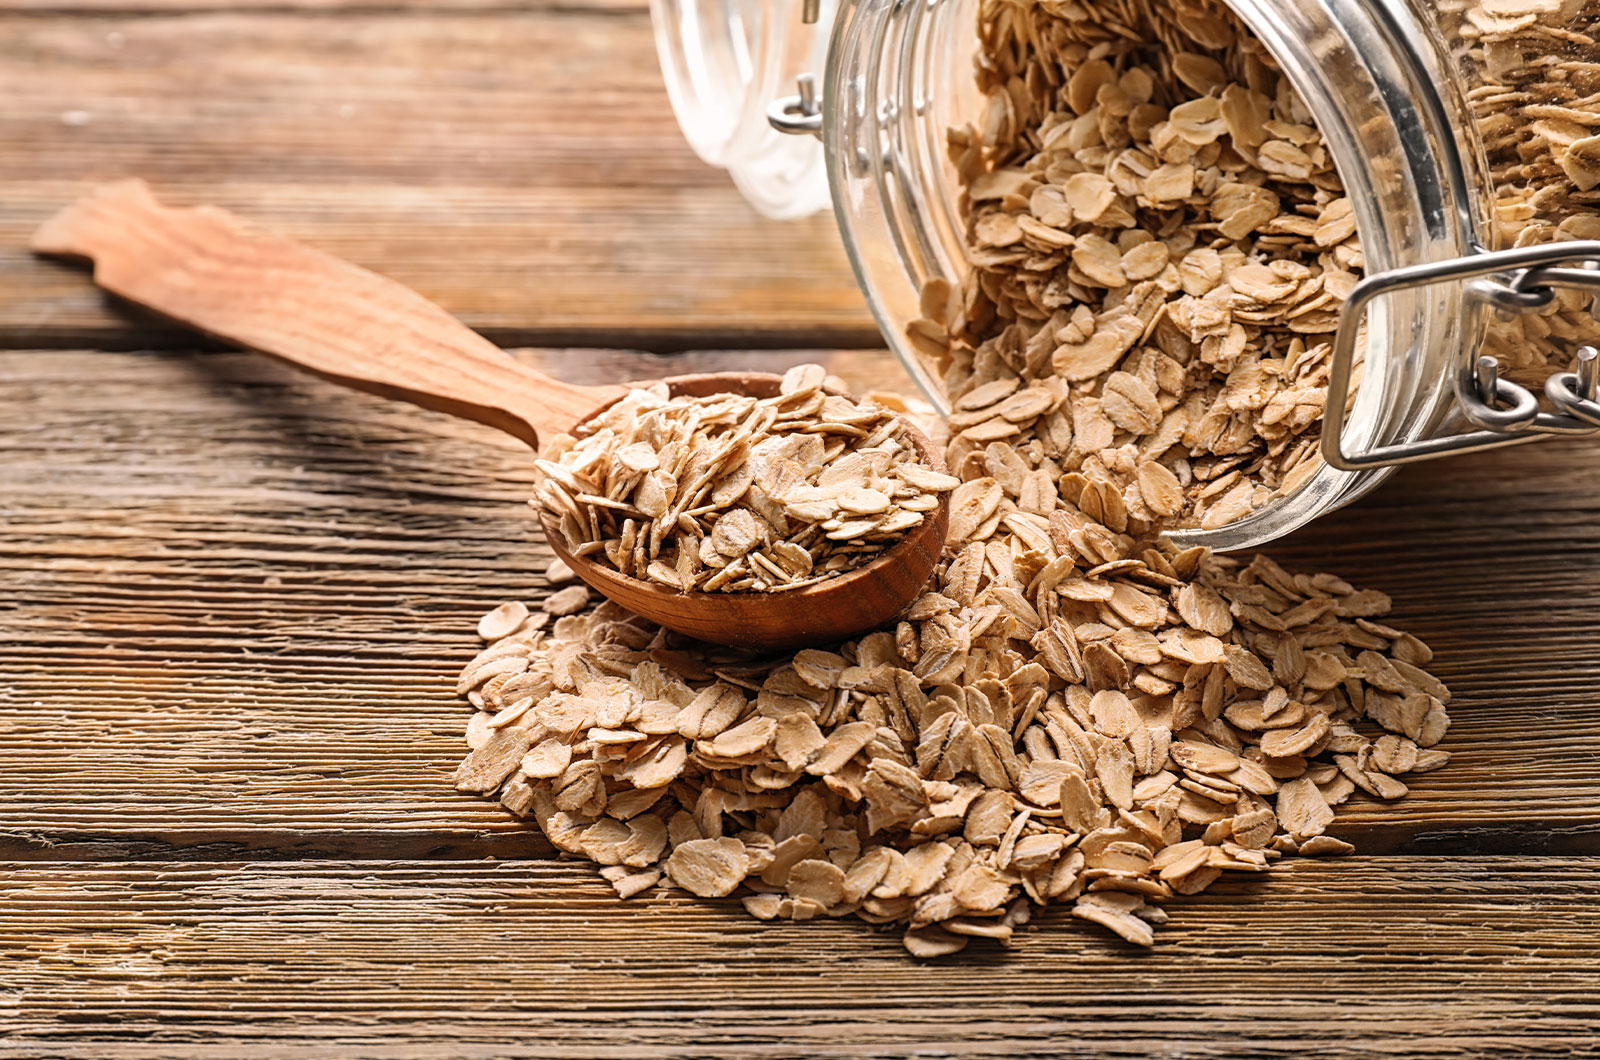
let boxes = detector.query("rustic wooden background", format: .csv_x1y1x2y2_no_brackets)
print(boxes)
2,2,1597,1057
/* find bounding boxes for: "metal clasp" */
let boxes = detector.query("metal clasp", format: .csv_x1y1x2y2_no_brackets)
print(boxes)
766,0,824,138
1322,240,1600,470
767,72,822,138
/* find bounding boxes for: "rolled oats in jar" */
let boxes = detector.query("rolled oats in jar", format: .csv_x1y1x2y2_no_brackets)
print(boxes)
658,0,1600,549
1442,0,1600,380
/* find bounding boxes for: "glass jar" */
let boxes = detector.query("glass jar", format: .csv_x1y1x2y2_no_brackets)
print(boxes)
653,0,1600,550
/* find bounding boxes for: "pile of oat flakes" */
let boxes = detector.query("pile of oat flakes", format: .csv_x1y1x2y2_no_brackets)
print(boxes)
457,513,1449,953
450,0,1463,954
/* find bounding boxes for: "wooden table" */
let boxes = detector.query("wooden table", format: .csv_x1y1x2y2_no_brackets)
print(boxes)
2,4,1597,1056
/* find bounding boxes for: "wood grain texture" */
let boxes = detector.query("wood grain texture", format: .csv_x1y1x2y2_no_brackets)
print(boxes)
0,9,873,349
2,859,1597,1058
3,347,1600,862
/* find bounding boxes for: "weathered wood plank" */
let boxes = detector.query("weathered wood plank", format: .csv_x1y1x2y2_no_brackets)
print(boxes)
0,11,872,349
3,347,1599,860
2,858,1596,1058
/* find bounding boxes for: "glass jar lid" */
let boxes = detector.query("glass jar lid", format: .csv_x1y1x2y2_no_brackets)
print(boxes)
651,0,834,219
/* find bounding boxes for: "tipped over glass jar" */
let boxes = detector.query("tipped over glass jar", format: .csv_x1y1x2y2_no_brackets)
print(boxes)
652,0,1600,550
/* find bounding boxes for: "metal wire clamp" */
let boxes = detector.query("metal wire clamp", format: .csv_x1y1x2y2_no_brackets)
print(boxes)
768,72,823,138
1322,240,1600,471
767,0,824,138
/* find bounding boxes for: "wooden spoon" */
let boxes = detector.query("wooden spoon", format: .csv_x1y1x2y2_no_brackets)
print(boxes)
31,180,949,652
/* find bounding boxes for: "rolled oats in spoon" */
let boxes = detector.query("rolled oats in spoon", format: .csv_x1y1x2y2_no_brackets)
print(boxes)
535,364,959,594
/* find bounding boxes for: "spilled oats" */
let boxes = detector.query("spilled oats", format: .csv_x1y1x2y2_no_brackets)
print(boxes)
456,538,1450,953
445,0,1483,955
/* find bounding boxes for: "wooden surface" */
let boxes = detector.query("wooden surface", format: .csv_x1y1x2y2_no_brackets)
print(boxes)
0,4,875,350
1,1,1597,1056
4,860,1597,1058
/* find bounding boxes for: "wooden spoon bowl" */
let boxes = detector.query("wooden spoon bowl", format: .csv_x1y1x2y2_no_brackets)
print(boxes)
33,181,950,652
545,371,949,651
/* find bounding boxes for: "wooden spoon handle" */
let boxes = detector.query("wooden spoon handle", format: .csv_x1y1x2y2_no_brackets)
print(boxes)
31,180,616,449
